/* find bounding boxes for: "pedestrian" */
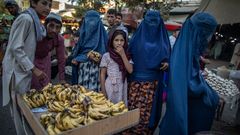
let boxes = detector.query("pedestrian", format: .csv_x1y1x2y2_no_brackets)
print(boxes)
4,0,20,19
159,12,219,135
106,8,117,34
169,29,180,50
124,10,170,134
230,42,240,69
100,28,133,106
115,12,128,35
2,0,52,134
31,13,66,90
71,10,108,91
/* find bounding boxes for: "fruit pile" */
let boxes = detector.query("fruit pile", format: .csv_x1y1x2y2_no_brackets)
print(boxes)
22,83,128,135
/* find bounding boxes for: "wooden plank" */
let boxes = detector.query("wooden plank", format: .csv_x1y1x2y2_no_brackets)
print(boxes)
63,109,139,135
17,95,48,135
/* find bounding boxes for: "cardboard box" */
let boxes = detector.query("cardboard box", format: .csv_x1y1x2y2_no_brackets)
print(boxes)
17,95,140,135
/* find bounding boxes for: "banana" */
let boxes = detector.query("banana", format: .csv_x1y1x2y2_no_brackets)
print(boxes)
111,108,128,116
47,124,56,135
88,107,109,120
55,113,66,131
78,94,85,103
53,101,64,111
58,91,67,101
79,85,87,93
51,103,64,112
69,118,80,127
53,126,62,134
55,87,63,96
84,91,94,96
84,117,95,125
27,97,38,108
67,107,82,113
74,116,84,124
91,103,109,109
65,88,72,98
23,94,32,108
62,116,75,129
39,93,46,104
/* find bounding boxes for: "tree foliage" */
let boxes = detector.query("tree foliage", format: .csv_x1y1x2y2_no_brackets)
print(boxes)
0,0,8,15
70,0,108,18
71,0,179,20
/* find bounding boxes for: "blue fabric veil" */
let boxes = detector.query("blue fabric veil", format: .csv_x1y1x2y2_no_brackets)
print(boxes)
129,10,170,81
129,10,170,129
73,10,108,62
159,12,219,135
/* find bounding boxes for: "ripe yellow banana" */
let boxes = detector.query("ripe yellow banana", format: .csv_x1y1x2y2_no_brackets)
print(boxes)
53,126,62,134
23,94,33,108
62,115,75,129
53,101,64,111
47,124,56,135
88,107,109,120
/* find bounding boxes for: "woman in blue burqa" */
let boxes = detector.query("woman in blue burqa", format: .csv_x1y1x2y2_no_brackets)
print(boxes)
159,12,219,135
124,10,170,134
71,10,108,91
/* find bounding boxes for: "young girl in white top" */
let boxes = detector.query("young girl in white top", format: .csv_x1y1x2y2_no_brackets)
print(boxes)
100,29,133,105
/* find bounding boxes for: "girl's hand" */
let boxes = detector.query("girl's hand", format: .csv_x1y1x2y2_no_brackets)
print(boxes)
115,46,125,57
160,62,169,71
71,59,78,65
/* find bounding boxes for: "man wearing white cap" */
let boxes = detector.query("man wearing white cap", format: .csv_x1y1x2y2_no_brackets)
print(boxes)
31,13,66,90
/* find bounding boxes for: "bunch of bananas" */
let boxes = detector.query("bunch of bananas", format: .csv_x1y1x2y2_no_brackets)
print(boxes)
23,83,129,134
46,100,69,112
40,110,98,135
87,50,101,63
110,101,128,116
23,89,46,108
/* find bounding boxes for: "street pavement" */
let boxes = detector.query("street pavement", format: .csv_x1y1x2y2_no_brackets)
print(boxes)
0,59,239,135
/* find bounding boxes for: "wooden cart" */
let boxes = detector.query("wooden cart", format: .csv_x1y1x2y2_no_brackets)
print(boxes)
17,95,140,135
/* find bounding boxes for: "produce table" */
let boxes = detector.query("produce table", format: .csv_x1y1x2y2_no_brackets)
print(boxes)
17,94,140,135
205,69,240,123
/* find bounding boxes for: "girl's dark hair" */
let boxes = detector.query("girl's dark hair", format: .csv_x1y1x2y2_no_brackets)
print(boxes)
110,30,127,48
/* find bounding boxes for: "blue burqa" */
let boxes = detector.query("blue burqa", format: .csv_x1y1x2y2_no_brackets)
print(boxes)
159,13,219,135
71,10,107,84
129,10,170,129
72,10,108,62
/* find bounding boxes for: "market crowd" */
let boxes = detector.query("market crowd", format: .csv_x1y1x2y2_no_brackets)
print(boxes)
2,0,238,135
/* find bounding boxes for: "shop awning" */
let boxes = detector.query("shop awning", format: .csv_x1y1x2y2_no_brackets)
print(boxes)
164,21,182,31
198,0,240,24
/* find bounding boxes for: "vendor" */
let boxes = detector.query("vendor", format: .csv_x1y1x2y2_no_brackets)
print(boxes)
230,42,240,70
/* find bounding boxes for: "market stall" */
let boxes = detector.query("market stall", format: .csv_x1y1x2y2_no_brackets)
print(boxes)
18,83,139,135
204,68,240,124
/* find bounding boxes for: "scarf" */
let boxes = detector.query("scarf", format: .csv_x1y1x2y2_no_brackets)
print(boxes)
23,8,46,41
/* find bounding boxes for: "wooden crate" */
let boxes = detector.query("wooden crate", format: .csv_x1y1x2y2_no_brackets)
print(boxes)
17,95,140,135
